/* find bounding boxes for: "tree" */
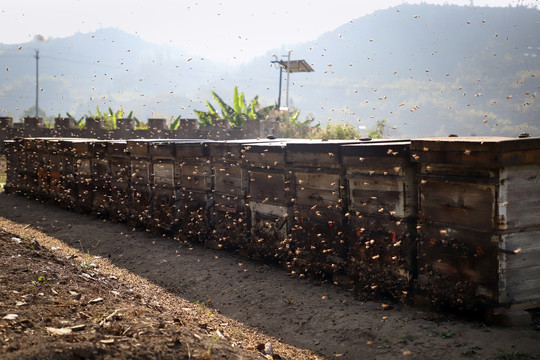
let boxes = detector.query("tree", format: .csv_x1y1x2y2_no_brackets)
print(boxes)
368,120,386,139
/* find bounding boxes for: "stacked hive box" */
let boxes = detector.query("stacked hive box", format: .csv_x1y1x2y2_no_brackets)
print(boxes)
244,141,292,261
341,140,418,298
126,140,153,227
286,140,357,276
174,140,213,243
58,139,92,210
26,138,47,198
46,139,64,203
208,139,269,250
107,140,130,222
3,139,21,194
89,141,110,216
149,140,182,233
72,140,94,212
411,137,540,312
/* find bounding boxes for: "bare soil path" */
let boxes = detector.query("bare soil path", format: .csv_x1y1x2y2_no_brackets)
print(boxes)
1,192,539,360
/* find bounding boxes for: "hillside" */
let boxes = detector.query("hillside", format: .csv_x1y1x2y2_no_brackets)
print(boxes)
1,4,538,137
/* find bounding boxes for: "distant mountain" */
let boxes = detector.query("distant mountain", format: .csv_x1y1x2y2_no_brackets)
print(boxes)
1,4,538,137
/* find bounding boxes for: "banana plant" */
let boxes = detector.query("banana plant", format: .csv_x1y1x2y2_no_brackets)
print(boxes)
169,115,182,130
195,86,271,128
66,112,86,129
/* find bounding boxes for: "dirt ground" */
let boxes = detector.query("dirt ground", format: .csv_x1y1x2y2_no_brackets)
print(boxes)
0,191,539,360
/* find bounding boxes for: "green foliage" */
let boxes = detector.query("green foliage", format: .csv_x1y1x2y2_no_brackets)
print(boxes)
315,123,362,140
368,120,386,139
87,106,139,130
195,86,274,128
66,112,86,129
169,115,182,130
276,109,361,140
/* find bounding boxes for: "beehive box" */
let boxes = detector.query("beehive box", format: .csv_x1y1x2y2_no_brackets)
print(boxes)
126,140,153,227
71,140,94,212
3,139,22,194
89,141,110,216
286,140,358,276
149,140,182,233
58,139,93,210
341,140,418,298
243,141,292,261
208,139,269,250
24,138,48,198
411,136,540,311
107,140,130,222
174,140,213,243
46,139,65,203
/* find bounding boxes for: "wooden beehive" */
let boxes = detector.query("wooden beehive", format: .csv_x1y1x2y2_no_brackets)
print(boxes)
58,139,92,210
126,140,153,227
208,139,270,250
341,140,418,298
71,140,93,212
149,140,181,233
46,139,64,203
411,136,540,312
107,140,130,222
244,141,292,261
286,140,358,276
174,140,213,243
3,139,22,194
88,140,111,216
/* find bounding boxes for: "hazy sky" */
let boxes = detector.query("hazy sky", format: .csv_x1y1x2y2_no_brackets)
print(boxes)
0,0,535,62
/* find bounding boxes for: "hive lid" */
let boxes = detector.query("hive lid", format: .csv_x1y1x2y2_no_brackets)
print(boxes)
411,136,540,166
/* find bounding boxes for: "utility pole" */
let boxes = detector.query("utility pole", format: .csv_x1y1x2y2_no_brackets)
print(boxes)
284,50,291,111
34,49,39,118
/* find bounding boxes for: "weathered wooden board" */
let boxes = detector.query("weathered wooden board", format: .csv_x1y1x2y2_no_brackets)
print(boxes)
289,218,347,276
411,136,540,166
286,140,357,168
151,188,179,232
293,171,341,208
180,164,210,191
249,202,290,261
348,175,414,218
131,159,151,185
244,142,287,169
248,170,289,204
419,179,495,229
498,165,540,230
347,216,416,299
417,222,500,308
498,230,540,304
214,165,244,195
153,162,175,188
